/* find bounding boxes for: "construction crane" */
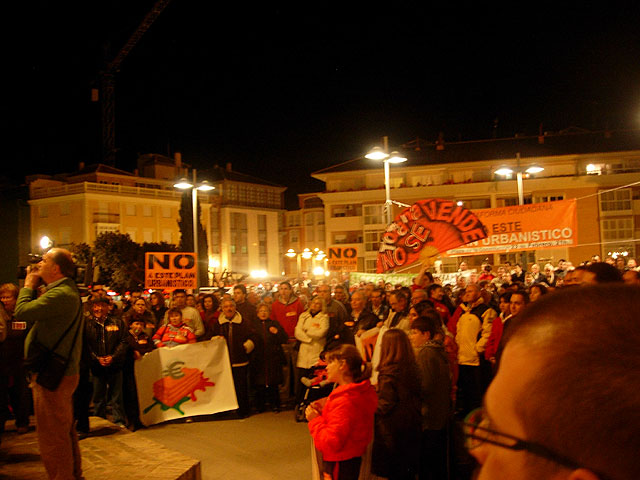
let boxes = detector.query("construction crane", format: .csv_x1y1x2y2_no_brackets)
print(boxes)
92,0,172,165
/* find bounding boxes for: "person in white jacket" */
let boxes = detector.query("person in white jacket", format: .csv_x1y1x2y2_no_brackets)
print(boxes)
294,296,329,403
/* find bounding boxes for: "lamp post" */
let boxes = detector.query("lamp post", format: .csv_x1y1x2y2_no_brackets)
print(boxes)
494,153,544,205
285,248,326,279
365,136,409,225
174,169,215,289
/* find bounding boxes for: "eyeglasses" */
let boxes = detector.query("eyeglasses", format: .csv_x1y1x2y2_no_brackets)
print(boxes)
461,408,582,471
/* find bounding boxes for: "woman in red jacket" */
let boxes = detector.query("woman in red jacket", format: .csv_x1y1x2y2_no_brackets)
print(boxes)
305,344,378,480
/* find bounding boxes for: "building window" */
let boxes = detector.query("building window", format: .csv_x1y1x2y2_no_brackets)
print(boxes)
499,196,533,206
230,212,248,271
363,205,384,225
464,198,491,209
143,230,153,243
601,217,634,241
290,229,299,243
96,224,119,236
364,230,382,252
161,229,172,244
332,231,363,245
258,214,267,268
331,204,362,218
365,258,378,273
39,205,48,218
60,203,70,216
600,189,632,212
162,206,172,218
586,163,604,175
126,228,137,241
126,204,136,216
143,205,153,217
59,228,71,246
535,195,565,203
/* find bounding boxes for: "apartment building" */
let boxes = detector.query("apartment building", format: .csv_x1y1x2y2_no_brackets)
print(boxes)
309,129,640,273
27,154,286,281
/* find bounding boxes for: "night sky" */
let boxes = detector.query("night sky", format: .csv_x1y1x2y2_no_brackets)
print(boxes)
7,2,640,208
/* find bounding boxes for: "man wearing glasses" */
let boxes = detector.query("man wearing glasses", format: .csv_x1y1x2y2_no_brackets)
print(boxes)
463,285,639,480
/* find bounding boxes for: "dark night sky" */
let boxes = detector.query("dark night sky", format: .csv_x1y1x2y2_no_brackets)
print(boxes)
7,2,640,207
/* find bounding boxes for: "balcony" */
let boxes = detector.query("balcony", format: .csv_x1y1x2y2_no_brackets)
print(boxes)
30,182,200,201
93,212,120,223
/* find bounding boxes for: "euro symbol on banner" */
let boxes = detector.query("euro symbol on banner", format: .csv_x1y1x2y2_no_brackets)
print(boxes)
163,361,185,379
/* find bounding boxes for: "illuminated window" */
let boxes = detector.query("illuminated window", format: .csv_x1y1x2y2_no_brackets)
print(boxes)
143,205,153,217
586,164,602,175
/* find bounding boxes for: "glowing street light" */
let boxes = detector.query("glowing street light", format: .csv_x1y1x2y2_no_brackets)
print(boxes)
174,169,215,289
494,153,544,205
365,136,409,225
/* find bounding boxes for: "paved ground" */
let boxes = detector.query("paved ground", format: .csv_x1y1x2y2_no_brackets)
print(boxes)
0,410,312,480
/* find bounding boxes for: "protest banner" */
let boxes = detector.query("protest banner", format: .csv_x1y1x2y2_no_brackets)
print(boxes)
377,199,488,273
445,199,577,255
328,247,358,271
145,252,197,290
135,337,238,426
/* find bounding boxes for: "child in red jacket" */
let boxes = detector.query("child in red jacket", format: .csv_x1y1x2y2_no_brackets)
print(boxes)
152,308,196,348
306,344,378,480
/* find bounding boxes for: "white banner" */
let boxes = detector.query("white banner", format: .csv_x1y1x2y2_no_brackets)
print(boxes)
135,337,238,426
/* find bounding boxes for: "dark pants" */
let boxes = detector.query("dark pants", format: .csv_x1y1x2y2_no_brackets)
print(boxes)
232,365,250,417
457,365,482,417
255,384,280,411
92,371,125,425
420,428,447,480
123,365,142,428
73,367,92,433
323,456,362,480
0,366,31,431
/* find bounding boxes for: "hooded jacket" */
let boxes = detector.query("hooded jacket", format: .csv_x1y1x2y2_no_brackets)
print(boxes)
309,379,378,462
451,298,496,366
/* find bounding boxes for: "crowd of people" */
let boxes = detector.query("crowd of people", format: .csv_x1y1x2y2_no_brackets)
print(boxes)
1,249,639,480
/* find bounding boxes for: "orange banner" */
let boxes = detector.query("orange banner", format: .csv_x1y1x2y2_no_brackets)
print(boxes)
445,199,577,256
145,252,197,290
377,199,488,273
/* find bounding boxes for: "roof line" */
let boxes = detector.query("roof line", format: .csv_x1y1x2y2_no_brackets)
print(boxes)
312,155,365,175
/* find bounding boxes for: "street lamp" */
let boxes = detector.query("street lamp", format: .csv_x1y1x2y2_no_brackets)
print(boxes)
494,153,544,205
174,169,215,289
365,136,409,225
285,248,326,278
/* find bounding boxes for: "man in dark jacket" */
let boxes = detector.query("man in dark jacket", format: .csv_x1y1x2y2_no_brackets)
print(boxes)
84,297,128,426
212,298,256,418
410,314,451,480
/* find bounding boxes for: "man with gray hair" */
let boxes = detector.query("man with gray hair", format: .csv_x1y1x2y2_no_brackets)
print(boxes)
212,298,256,418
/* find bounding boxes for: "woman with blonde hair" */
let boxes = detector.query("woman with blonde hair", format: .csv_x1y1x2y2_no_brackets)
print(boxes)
295,296,329,404
306,344,378,480
372,329,421,480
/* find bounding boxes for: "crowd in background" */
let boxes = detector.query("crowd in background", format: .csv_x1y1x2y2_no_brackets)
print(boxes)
1,253,639,479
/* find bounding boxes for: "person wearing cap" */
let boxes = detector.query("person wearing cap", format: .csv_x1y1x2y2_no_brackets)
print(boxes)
83,296,129,427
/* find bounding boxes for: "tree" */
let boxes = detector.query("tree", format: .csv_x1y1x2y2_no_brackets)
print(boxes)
70,242,93,286
177,191,209,286
93,232,142,292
